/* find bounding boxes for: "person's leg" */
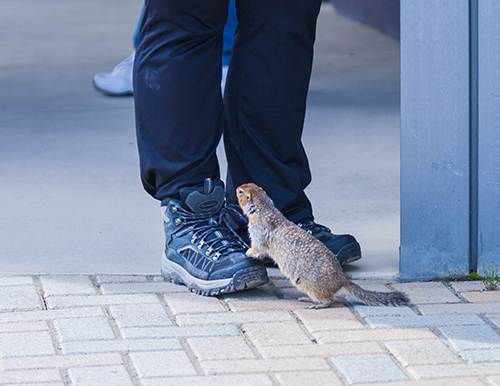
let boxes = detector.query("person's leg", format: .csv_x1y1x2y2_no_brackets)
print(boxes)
134,0,228,199
224,0,361,264
223,0,321,224
133,0,267,294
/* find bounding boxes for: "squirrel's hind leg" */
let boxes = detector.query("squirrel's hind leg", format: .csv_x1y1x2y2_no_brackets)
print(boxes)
297,297,333,309
306,300,332,309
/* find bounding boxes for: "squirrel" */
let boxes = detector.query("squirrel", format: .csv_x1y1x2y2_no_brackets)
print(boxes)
236,183,409,308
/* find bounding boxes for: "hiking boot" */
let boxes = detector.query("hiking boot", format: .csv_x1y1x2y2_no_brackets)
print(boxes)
161,179,268,295
297,221,362,265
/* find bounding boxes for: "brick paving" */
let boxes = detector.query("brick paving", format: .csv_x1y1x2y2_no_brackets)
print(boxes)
0,270,499,385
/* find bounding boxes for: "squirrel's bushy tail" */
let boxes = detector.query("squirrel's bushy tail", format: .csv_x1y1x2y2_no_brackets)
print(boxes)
342,279,409,307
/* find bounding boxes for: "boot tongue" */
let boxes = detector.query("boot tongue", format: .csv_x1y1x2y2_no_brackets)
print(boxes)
180,178,225,214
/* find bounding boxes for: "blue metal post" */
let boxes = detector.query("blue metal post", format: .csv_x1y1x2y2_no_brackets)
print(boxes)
477,0,500,274
400,1,471,280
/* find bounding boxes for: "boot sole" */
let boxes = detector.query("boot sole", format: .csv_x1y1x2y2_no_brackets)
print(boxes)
92,79,133,96
337,242,362,265
161,253,269,296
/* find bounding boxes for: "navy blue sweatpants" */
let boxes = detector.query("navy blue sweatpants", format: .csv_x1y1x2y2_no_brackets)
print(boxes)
133,0,322,223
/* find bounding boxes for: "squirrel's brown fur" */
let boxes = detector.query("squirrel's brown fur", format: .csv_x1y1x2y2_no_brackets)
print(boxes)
237,183,409,308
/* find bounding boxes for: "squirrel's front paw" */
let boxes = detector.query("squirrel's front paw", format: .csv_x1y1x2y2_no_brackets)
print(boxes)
246,248,265,260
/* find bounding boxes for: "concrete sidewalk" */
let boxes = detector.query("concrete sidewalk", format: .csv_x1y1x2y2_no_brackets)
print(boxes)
0,1,399,278
1,272,499,385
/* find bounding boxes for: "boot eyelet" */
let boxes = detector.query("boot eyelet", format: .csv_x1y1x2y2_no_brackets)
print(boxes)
174,218,181,226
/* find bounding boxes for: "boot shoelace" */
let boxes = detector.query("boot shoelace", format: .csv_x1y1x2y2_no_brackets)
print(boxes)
171,204,248,261
297,220,331,235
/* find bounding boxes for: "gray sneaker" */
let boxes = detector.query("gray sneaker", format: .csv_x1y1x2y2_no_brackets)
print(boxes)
161,179,268,295
93,52,134,96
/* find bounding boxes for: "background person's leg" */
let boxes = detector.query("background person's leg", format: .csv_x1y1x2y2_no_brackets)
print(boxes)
222,0,237,67
132,5,145,48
